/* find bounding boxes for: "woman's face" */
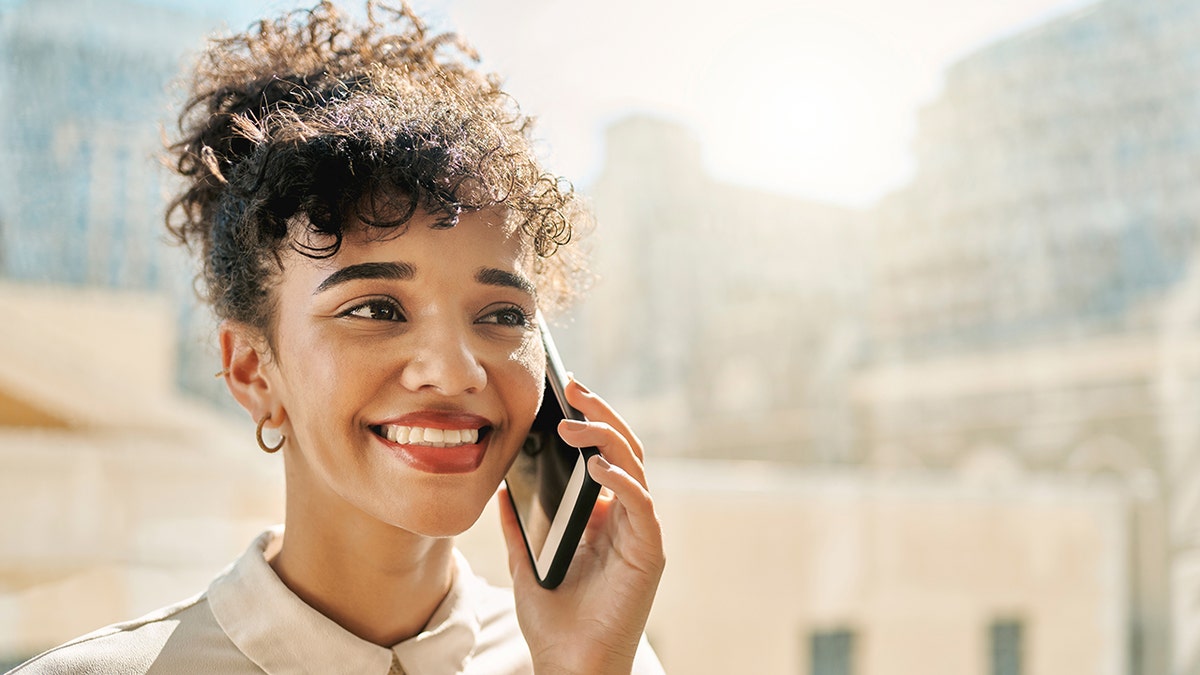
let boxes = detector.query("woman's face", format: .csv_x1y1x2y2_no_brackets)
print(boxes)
262,208,545,537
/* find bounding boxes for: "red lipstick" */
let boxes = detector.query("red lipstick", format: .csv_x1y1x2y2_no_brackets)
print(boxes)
381,411,492,429
372,411,492,474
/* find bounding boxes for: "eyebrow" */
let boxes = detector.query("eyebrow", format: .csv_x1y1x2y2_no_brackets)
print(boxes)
313,261,536,297
476,267,537,297
314,261,415,294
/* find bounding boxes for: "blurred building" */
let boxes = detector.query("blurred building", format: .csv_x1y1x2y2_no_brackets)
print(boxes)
567,107,1143,671
0,281,283,668
573,0,1200,671
0,0,229,404
0,2,281,668
869,0,1200,361
641,461,1125,675
861,0,1200,672
569,116,869,466
0,0,207,287
461,460,1128,674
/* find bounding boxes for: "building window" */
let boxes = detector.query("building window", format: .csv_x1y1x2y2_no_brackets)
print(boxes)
809,628,855,675
990,619,1023,675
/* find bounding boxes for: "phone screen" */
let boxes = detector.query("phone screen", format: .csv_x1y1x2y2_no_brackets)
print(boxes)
504,378,578,562
502,315,600,588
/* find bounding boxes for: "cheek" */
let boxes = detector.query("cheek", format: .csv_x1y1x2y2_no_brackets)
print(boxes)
509,330,543,377
506,331,546,413
272,330,348,418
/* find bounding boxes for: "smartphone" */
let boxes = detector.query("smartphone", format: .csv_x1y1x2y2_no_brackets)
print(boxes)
503,313,601,589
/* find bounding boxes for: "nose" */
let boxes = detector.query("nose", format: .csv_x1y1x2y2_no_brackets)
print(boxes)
398,322,488,395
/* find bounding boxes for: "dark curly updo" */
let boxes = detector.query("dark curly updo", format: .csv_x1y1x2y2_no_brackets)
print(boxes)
166,1,589,338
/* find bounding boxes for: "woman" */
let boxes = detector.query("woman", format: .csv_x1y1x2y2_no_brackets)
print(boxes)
11,2,665,673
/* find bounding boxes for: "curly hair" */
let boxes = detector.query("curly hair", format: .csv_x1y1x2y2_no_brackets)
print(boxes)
166,1,589,337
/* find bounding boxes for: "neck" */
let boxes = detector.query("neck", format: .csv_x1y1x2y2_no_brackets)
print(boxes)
270,482,456,647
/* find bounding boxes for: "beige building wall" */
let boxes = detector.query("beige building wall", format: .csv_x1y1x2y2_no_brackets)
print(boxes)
460,460,1127,675
0,282,284,664
0,430,283,657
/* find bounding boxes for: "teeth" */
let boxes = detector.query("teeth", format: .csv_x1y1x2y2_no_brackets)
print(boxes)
379,425,481,446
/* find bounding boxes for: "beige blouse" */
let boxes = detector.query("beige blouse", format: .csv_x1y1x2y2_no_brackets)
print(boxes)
11,528,663,674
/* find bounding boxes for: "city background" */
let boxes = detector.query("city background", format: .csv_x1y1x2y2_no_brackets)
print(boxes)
0,0,1193,673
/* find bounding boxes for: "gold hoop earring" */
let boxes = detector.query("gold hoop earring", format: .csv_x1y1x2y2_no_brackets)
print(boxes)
256,414,285,453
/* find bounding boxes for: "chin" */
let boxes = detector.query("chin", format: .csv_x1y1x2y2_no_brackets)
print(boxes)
397,493,493,539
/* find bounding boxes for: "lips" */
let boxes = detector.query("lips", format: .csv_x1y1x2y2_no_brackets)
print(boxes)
370,411,493,474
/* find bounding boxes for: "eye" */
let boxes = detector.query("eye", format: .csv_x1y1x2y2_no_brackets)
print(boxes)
478,305,532,328
343,298,404,322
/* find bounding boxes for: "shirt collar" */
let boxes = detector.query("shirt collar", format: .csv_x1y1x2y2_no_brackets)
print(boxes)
208,527,483,675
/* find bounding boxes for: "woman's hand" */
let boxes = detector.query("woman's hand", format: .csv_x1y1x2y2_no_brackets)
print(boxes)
498,379,666,674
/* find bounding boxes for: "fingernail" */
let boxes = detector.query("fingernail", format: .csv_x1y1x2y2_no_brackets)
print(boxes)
561,419,589,432
590,454,613,474
572,379,591,394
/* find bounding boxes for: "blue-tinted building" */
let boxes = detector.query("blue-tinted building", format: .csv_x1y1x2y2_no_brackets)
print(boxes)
871,0,1200,360
0,0,227,400
0,0,215,287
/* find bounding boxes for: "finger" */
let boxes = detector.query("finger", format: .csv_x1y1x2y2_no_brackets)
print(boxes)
559,418,647,489
495,486,535,585
565,379,646,464
587,455,665,570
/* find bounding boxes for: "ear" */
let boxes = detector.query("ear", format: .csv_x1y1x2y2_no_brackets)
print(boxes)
219,320,285,427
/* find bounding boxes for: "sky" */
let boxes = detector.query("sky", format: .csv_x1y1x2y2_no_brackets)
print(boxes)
5,0,1101,207
432,0,1100,207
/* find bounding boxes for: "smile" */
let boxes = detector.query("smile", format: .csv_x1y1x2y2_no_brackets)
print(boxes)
369,423,493,474
374,424,483,447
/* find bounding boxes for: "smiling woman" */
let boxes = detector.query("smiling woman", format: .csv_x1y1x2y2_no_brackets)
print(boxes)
8,2,664,674
254,209,544,542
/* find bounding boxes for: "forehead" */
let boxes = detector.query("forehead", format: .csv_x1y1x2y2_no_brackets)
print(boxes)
286,208,537,285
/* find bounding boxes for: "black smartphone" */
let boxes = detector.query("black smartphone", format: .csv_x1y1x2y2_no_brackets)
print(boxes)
503,313,602,589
